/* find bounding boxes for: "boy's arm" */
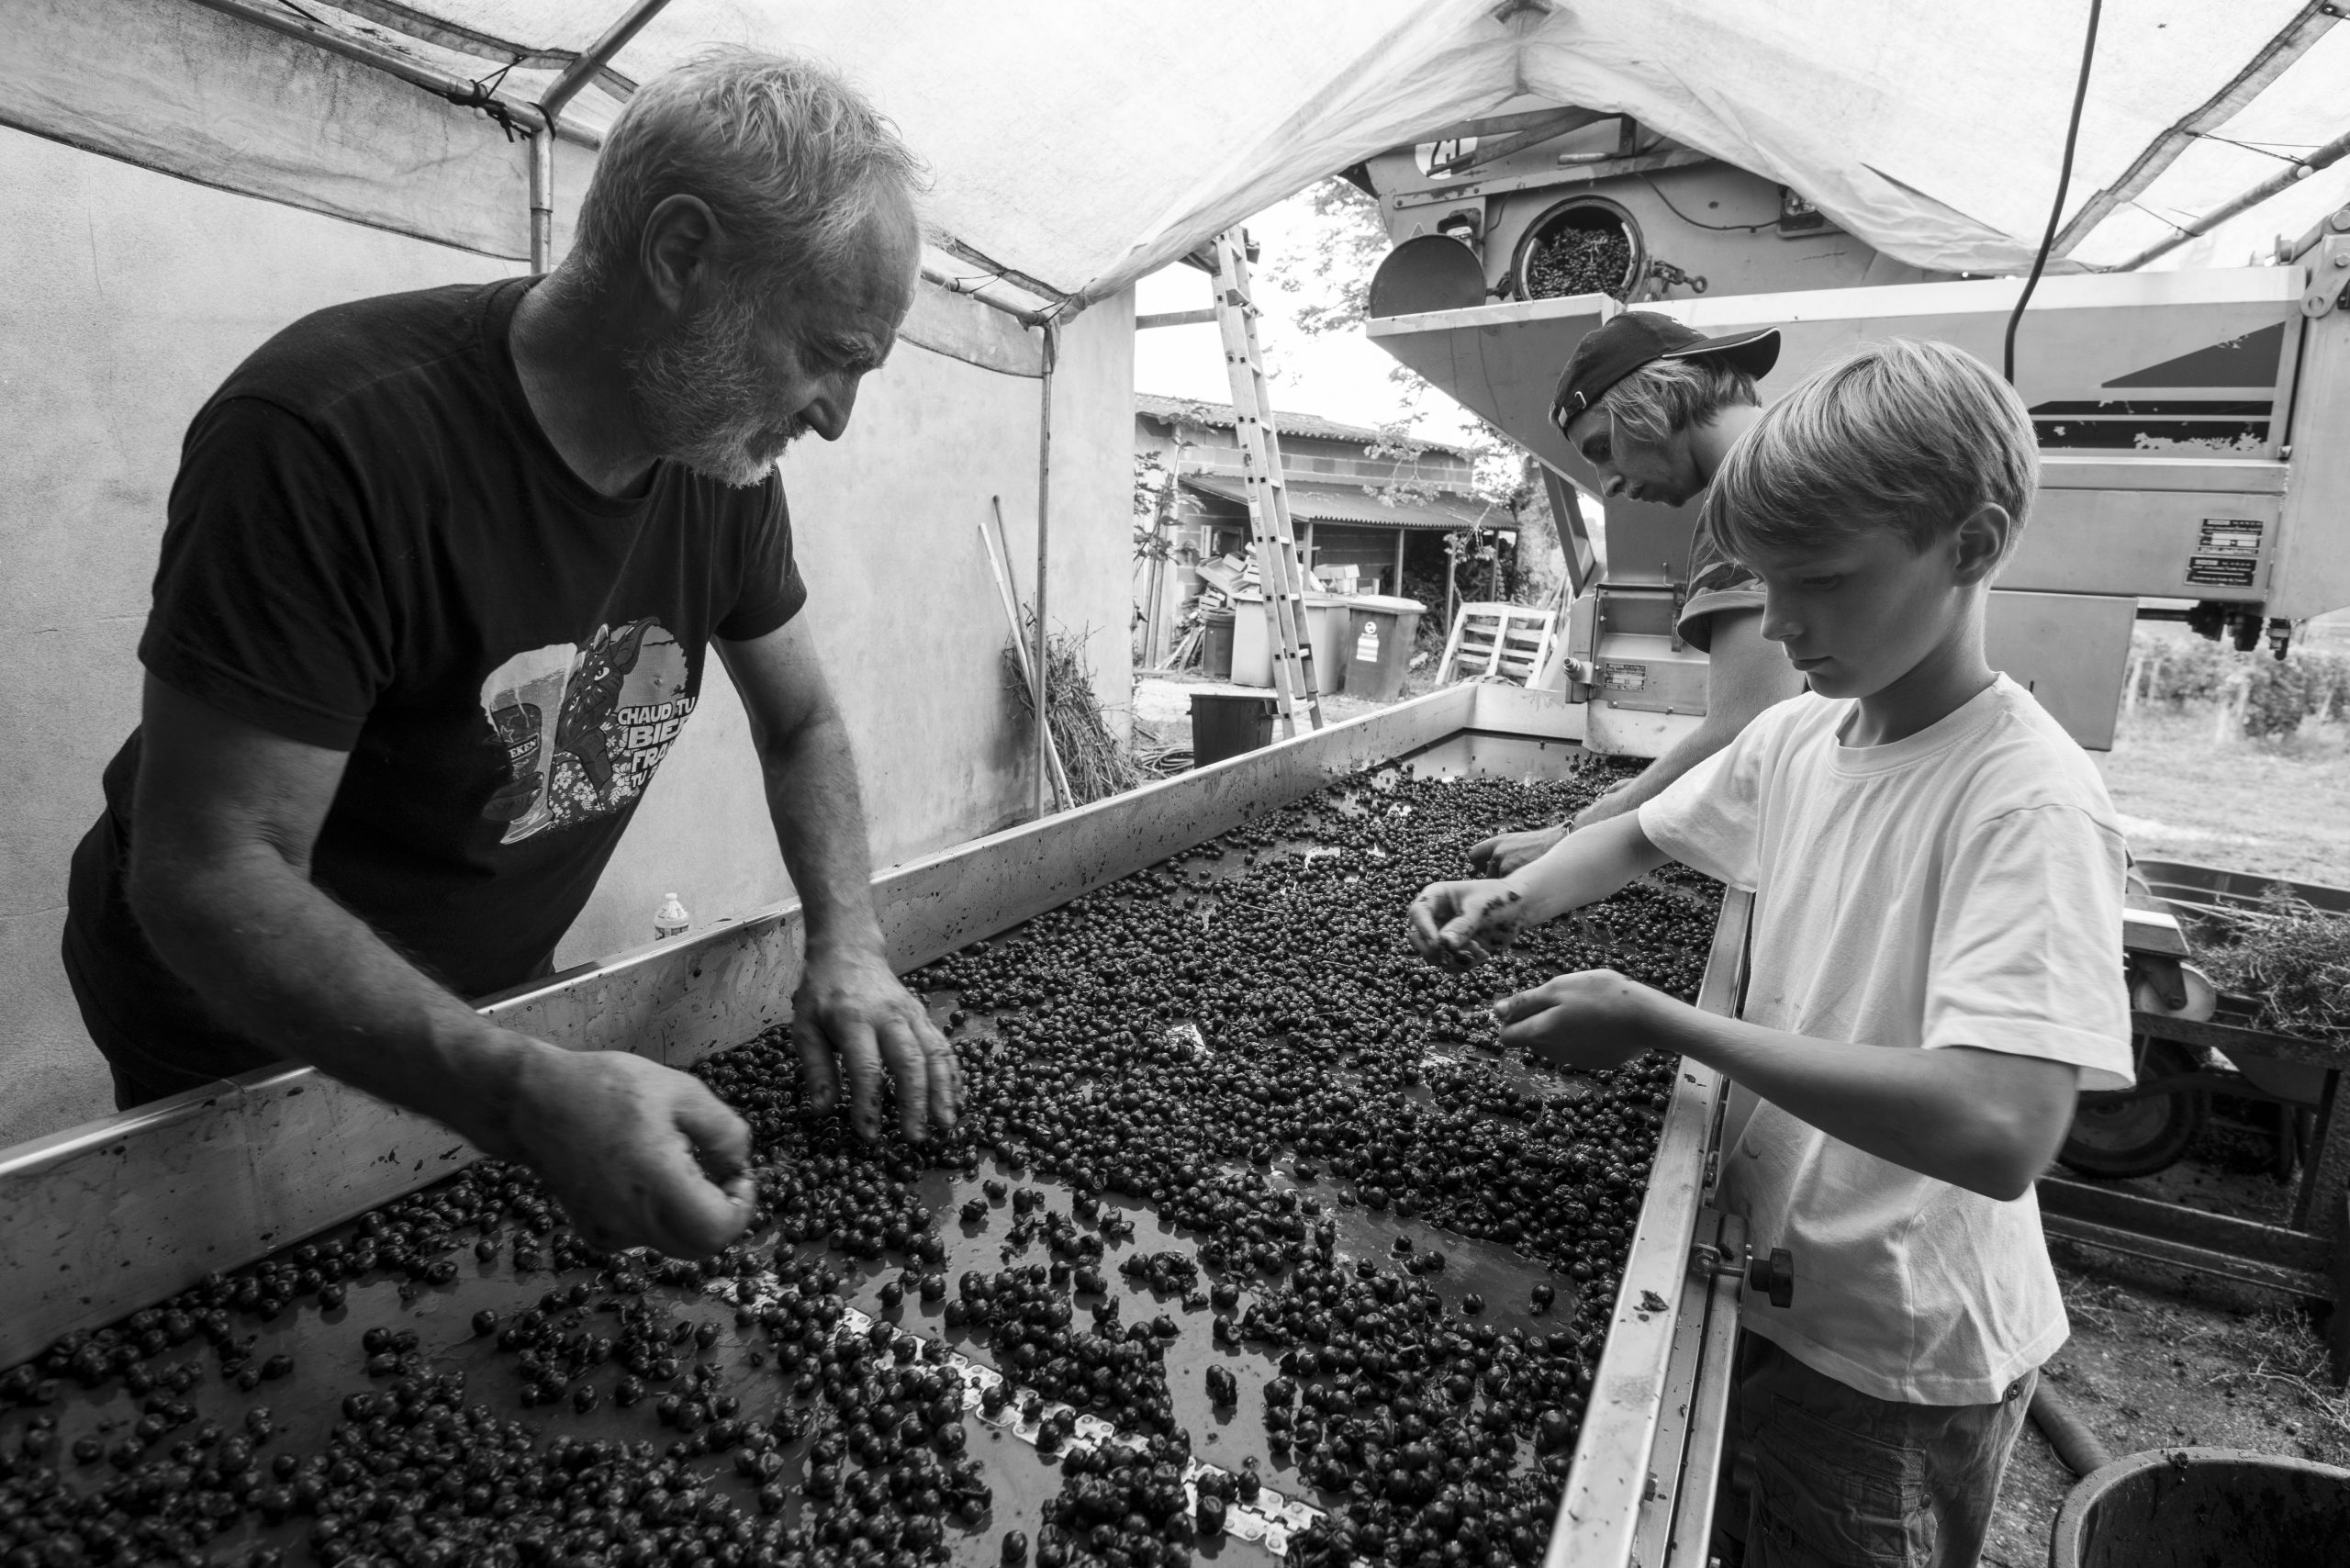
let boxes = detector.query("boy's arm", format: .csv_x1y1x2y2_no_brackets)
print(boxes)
1407,810,1671,966
1494,978,2078,1202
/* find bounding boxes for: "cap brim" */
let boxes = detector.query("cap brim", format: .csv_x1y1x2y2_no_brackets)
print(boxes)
1658,326,1780,380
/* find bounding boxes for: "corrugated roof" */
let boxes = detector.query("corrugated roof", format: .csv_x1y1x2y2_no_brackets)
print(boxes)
1136,394,1476,459
1181,473,1507,532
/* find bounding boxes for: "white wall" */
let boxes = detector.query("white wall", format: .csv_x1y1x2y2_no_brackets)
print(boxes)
0,125,1134,1145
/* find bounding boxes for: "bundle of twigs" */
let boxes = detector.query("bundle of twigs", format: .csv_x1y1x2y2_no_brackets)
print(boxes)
2200,889,2350,1041
1003,623,1144,806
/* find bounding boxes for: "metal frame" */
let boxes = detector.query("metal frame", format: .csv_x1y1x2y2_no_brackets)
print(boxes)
1548,887,1751,1568
0,681,1761,1565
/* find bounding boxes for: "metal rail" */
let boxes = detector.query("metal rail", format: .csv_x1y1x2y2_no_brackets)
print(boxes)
1546,883,1751,1567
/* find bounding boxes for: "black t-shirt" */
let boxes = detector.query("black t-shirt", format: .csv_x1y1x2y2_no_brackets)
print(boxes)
64,277,805,1082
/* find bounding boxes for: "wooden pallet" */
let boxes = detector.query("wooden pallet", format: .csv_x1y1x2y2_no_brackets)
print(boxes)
1436,602,1557,685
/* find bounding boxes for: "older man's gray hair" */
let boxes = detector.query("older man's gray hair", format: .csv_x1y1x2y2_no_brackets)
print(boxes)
570,50,926,295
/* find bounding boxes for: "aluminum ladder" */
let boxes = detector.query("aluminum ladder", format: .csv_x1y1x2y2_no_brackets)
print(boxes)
1209,230,1324,735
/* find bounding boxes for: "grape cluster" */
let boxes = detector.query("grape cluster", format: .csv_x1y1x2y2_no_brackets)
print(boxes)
1524,225,1633,302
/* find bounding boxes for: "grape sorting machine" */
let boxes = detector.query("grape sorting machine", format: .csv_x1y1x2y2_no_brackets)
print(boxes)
0,684,1757,1568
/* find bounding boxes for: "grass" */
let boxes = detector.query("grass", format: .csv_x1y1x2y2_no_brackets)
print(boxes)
2098,703,2350,890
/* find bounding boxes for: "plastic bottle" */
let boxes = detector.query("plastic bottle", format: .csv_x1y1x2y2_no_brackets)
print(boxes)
654,892,690,941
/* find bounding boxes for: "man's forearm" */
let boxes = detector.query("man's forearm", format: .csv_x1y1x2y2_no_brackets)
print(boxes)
1504,811,1672,924
130,849,535,1149
757,704,886,955
1651,1006,2076,1200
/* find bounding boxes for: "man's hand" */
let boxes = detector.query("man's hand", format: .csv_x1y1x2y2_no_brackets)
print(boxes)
793,944,963,1141
1493,969,1683,1071
502,1041,755,1259
1467,823,1568,878
1407,879,1536,968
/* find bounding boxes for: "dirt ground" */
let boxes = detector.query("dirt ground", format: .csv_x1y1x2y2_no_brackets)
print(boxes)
1976,1107,2350,1566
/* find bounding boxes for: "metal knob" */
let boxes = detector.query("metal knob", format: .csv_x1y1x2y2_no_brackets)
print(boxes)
1693,1240,1796,1308
1748,1247,1796,1309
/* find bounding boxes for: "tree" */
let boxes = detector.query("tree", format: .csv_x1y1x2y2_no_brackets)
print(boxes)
1266,177,1432,412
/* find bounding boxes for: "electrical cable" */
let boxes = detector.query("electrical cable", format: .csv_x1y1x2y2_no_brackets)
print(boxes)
1634,174,1774,232
2004,0,2103,386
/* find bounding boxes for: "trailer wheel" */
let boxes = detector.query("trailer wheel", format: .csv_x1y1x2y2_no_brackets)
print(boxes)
2058,1037,2207,1179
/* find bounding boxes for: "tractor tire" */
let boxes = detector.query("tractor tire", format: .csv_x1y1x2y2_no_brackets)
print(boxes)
2058,1036,2208,1179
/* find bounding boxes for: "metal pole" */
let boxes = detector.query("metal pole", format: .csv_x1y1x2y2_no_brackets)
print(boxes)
529,129,555,273
185,0,554,136
527,0,677,274
2111,124,2350,272
541,0,675,123
1033,321,1059,817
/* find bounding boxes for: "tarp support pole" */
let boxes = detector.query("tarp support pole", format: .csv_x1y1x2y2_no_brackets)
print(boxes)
530,129,554,272
543,0,676,123
529,0,677,273
2113,125,2350,273
1032,322,1058,816
184,0,564,140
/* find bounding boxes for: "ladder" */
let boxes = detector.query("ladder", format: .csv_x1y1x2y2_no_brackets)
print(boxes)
1208,230,1324,735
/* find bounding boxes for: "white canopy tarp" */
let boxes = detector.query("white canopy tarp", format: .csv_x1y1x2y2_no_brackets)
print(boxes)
6,0,2346,313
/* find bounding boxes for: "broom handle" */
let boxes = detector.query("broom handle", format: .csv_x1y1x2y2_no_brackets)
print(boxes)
983,499,1075,810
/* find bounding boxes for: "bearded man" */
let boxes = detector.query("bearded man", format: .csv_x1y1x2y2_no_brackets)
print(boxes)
61,51,951,1260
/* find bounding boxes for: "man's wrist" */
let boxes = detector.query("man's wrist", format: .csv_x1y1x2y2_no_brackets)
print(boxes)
439,1025,558,1161
802,919,889,965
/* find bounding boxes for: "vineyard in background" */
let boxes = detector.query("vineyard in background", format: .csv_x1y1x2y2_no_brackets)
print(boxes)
2125,632,2350,742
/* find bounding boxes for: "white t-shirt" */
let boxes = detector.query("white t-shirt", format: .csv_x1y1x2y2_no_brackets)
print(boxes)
1639,676,2132,1406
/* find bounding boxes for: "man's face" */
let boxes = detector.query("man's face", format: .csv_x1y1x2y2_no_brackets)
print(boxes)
1562,405,1705,507
1740,528,1972,700
629,196,920,487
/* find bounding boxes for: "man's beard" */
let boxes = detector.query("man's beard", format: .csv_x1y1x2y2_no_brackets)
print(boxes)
625,284,804,488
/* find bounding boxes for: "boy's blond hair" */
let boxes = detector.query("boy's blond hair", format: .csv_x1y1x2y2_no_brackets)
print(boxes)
1702,338,2038,566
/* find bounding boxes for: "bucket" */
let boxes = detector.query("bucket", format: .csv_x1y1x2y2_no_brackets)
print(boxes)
2050,1448,2350,1568
1190,692,1279,768
1202,609,1237,679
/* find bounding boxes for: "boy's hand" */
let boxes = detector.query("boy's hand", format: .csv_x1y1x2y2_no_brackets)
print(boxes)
1494,969,1681,1070
1407,879,1531,967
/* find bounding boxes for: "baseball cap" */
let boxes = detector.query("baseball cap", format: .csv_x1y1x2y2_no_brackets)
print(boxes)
1550,313,1781,432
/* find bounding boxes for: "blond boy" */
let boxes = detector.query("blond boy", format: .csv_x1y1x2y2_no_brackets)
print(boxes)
1410,340,2132,1566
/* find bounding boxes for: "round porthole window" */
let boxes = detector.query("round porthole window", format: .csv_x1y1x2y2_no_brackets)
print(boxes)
1511,196,1643,302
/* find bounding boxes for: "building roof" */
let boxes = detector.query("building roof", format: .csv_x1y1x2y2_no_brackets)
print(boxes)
1181,473,1507,533
1136,394,1476,460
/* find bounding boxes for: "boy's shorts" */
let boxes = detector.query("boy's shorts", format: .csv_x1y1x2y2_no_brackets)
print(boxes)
1718,1334,2035,1568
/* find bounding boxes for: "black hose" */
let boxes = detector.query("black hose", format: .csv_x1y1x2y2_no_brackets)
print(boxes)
2031,1380,2114,1477
2003,0,2104,386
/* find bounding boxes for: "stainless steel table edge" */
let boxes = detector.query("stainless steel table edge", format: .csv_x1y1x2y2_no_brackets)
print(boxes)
1545,887,1751,1568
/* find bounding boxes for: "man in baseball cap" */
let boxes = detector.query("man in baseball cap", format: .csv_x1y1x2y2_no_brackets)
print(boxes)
1472,311,1803,874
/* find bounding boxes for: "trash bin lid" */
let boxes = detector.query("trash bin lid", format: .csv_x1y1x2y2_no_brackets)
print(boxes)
1235,588,1352,608
1345,594,1427,614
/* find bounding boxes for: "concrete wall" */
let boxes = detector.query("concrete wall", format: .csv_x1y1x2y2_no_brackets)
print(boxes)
0,125,1134,1146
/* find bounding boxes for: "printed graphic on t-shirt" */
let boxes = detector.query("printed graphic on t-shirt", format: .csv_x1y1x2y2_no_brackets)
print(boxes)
478,620,694,844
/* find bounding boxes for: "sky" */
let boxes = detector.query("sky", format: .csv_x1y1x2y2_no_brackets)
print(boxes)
1129,186,1486,446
